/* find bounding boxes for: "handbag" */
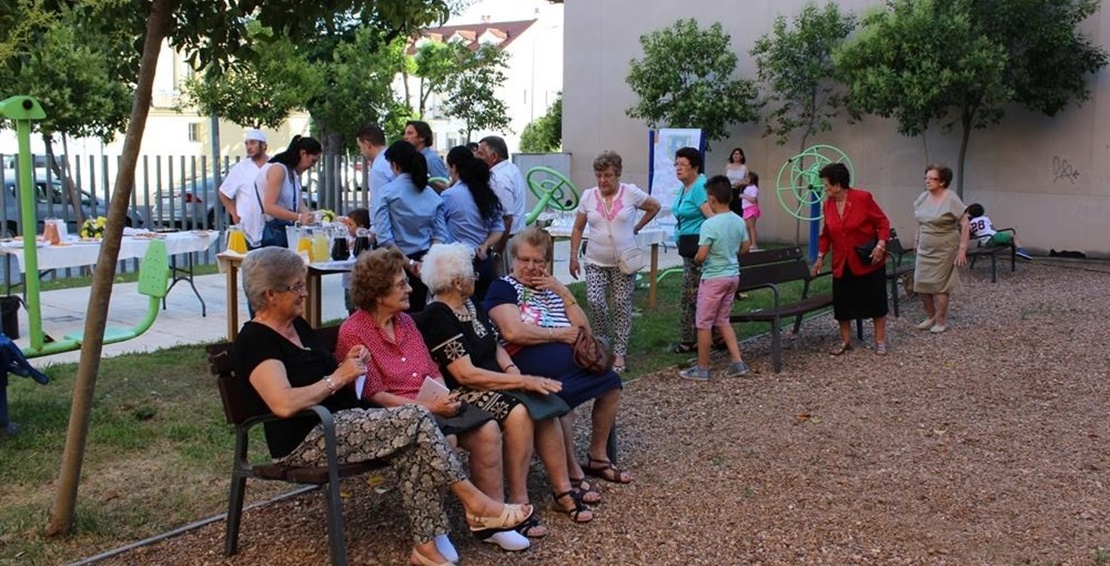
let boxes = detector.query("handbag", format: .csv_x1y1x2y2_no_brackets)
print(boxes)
255,165,296,248
617,246,645,275
597,185,646,274
677,234,700,258
499,390,571,421
260,218,293,248
572,326,613,375
675,185,702,258
855,237,879,265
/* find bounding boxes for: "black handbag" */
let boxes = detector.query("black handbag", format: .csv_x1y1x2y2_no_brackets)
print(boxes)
677,234,700,258
260,218,293,248
855,238,879,265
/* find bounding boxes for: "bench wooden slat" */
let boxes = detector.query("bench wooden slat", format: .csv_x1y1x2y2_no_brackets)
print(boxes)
727,247,832,373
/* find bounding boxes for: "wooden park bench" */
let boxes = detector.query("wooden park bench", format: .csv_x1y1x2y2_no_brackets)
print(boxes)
208,324,385,566
730,247,833,373
966,228,1018,283
884,229,915,317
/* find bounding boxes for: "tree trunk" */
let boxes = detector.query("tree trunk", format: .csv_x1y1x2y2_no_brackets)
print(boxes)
43,134,84,227
955,112,973,199
45,0,173,537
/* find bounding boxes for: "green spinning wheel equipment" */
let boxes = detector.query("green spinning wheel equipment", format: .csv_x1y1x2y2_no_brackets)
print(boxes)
775,144,854,221
524,166,580,226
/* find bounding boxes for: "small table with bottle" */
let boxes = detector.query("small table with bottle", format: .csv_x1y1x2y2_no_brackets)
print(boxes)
218,222,375,340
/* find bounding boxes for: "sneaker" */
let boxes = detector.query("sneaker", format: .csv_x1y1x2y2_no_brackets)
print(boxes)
481,530,531,551
678,366,711,381
915,318,935,330
435,534,460,561
724,360,751,377
1016,248,1033,261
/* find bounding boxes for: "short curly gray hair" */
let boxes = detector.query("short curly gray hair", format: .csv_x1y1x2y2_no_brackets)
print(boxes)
420,243,475,295
592,151,622,176
241,247,306,313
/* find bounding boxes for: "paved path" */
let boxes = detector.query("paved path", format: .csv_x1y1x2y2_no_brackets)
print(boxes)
13,240,684,366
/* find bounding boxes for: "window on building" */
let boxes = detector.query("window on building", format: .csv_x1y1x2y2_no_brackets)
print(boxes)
187,123,201,142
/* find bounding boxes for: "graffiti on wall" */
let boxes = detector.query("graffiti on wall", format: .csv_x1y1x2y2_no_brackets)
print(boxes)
1052,156,1080,184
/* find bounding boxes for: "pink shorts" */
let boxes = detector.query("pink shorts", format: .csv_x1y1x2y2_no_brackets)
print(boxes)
743,205,761,220
696,276,740,329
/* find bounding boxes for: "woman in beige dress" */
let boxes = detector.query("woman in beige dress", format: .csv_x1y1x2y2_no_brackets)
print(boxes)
913,165,970,333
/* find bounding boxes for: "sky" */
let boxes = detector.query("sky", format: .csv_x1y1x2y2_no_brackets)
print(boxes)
447,0,563,26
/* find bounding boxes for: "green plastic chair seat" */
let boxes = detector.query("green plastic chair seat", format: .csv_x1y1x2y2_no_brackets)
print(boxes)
60,240,169,348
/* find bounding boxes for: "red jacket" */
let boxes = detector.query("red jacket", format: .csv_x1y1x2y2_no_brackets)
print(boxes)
818,188,891,278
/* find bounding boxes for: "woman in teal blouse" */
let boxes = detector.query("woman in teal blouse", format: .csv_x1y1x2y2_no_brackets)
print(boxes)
671,147,713,353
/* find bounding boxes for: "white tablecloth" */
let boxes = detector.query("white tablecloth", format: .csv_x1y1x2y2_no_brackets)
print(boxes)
0,231,218,273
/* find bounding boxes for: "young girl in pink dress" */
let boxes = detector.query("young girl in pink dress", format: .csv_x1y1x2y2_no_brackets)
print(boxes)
740,172,761,250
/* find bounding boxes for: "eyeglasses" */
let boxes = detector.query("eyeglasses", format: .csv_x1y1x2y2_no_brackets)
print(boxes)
513,256,546,266
281,282,307,293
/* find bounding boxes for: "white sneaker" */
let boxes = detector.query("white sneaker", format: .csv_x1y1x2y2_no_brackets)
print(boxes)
434,534,459,562
482,529,531,551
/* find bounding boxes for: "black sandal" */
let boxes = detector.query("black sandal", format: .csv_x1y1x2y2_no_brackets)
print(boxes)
514,514,548,538
569,476,602,505
671,341,696,354
552,490,593,523
583,456,633,484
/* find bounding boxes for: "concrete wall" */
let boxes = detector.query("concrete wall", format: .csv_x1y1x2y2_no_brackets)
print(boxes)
562,0,1110,256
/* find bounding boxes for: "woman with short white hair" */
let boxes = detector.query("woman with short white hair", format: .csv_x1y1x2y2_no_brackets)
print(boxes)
420,243,595,537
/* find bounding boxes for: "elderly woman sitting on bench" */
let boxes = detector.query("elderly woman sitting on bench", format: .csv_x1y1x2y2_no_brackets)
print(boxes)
235,246,531,566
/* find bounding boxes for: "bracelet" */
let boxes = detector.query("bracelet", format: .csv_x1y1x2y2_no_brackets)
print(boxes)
503,364,517,371
322,375,338,396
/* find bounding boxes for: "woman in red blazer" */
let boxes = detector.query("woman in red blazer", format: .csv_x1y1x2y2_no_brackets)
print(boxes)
810,163,892,355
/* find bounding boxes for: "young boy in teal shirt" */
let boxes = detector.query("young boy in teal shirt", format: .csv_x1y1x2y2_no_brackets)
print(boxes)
679,175,751,380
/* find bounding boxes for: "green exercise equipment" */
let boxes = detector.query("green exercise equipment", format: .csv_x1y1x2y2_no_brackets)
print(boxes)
524,166,580,226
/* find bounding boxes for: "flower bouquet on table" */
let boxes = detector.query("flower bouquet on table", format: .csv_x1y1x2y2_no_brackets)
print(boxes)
80,216,107,240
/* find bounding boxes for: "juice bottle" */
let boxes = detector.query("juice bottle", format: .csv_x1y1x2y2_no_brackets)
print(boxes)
226,226,248,254
313,230,329,262
297,231,315,261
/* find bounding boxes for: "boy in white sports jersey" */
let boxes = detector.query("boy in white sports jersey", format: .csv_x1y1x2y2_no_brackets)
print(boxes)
966,203,1032,260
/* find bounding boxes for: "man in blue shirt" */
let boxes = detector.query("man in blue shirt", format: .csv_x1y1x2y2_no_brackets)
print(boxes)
403,120,449,191
356,123,393,221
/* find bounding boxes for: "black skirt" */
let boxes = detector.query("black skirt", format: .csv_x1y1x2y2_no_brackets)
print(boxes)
832,268,889,321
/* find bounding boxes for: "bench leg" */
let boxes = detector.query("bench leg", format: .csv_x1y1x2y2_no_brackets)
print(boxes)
892,276,901,317
225,473,247,557
990,254,997,283
606,423,619,466
324,479,349,566
771,319,783,373
855,319,864,341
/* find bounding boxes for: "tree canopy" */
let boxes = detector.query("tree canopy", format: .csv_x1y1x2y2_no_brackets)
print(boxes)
836,0,1106,195
626,18,760,146
440,43,511,142
751,3,856,150
520,93,562,153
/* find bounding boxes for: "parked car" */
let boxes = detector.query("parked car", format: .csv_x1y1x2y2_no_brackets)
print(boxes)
152,175,229,229
152,174,320,229
1,178,145,237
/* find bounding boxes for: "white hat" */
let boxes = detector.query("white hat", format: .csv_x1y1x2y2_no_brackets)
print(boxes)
244,128,267,143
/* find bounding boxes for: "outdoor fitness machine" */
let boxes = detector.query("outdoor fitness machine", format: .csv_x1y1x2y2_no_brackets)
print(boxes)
0,95,169,359
774,144,855,262
524,166,580,226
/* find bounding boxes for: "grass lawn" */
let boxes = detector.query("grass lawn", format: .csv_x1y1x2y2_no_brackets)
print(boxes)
0,264,832,564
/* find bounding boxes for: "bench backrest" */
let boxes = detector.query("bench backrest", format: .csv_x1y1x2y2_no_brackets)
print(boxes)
208,324,343,426
738,246,812,291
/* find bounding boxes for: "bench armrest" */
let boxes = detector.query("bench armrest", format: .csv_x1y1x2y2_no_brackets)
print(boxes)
235,405,339,470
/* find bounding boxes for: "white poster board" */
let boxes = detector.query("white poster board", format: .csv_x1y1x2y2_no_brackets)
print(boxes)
649,128,703,235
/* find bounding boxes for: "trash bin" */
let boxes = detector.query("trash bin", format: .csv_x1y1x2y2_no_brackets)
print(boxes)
0,296,21,339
